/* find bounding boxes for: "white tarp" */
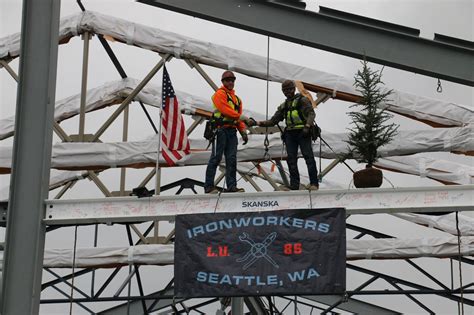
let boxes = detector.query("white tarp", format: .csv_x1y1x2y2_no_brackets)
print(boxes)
393,213,474,236
1,127,473,174
376,155,474,185
1,11,472,127
0,78,268,140
34,237,474,268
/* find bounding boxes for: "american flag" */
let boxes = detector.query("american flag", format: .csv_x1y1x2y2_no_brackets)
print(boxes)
160,66,190,166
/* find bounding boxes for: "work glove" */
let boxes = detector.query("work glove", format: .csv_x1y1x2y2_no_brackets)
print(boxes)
246,117,257,127
302,125,311,138
239,114,250,125
240,130,249,145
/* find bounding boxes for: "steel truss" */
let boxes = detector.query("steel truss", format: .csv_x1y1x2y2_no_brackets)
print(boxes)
35,183,473,313
1,3,473,314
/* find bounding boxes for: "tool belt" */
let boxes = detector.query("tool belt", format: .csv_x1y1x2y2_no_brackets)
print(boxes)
203,120,217,141
203,117,237,141
281,123,321,141
311,123,321,141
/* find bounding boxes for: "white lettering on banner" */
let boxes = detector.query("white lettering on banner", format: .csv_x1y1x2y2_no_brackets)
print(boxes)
195,267,320,286
186,215,331,238
196,271,281,286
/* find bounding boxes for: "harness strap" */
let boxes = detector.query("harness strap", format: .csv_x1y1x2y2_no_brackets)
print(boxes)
284,94,305,127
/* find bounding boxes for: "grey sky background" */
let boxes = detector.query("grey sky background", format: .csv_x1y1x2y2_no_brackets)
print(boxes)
0,0,473,313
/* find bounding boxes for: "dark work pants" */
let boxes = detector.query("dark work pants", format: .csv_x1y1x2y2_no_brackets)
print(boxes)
205,128,238,190
285,129,319,189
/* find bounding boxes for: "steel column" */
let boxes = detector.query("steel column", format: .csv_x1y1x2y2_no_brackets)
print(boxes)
1,0,61,313
232,297,244,315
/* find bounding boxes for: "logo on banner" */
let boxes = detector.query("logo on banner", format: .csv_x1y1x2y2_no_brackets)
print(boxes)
237,232,279,270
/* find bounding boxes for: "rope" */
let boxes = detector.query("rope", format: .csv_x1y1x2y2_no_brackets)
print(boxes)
455,211,465,315
69,225,79,315
382,175,395,188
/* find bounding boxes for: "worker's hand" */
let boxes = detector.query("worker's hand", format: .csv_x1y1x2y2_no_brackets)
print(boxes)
246,117,257,127
302,125,311,137
240,131,249,145
239,114,250,125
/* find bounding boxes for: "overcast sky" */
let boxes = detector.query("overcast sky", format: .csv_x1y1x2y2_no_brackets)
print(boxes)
0,0,473,314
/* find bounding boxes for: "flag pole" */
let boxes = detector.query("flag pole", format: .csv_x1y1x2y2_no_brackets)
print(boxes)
155,66,165,195
155,105,163,195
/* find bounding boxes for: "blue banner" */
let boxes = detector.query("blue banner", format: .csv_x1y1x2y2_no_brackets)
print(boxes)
175,208,346,297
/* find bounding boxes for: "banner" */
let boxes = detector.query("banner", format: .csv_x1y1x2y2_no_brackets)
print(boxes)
174,208,346,297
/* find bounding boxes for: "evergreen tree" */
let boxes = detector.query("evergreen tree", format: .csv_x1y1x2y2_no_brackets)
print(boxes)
346,59,399,167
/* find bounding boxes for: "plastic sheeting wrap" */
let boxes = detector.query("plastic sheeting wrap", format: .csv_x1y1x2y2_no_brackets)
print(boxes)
1,11,472,127
376,155,474,185
393,213,474,236
43,244,174,268
36,237,474,268
1,127,472,173
346,237,474,260
0,79,267,140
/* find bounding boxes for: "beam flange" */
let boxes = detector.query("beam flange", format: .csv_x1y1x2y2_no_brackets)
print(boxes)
44,185,474,225
138,0,474,86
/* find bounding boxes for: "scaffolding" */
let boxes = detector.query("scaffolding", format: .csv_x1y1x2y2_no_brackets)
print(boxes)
1,2,473,314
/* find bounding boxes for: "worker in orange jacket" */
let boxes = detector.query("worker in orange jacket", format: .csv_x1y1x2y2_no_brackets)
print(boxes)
204,70,252,193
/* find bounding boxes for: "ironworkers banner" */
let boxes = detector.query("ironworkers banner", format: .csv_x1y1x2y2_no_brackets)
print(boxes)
174,208,346,297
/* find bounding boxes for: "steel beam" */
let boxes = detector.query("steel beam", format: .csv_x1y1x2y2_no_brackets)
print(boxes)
0,60,19,82
302,295,400,315
138,0,474,86
97,286,181,315
44,185,474,225
1,0,61,313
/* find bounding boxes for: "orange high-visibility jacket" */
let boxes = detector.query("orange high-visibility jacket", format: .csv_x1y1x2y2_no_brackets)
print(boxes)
211,86,245,131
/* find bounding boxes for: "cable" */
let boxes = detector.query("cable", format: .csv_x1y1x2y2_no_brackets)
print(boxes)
263,36,271,161
455,211,465,315
382,175,395,188
76,0,85,11
69,225,79,315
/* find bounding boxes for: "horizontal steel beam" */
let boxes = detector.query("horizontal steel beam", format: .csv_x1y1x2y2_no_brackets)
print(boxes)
138,0,474,86
44,185,474,225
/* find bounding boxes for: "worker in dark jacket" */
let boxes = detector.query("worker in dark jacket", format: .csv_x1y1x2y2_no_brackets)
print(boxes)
204,70,251,193
251,80,319,190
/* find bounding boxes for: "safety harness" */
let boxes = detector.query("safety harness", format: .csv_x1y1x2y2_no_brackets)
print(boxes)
282,94,306,130
212,91,241,127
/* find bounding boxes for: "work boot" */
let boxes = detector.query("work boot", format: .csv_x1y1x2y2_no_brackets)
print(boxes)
277,185,290,191
306,184,319,191
205,187,219,194
224,187,245,193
